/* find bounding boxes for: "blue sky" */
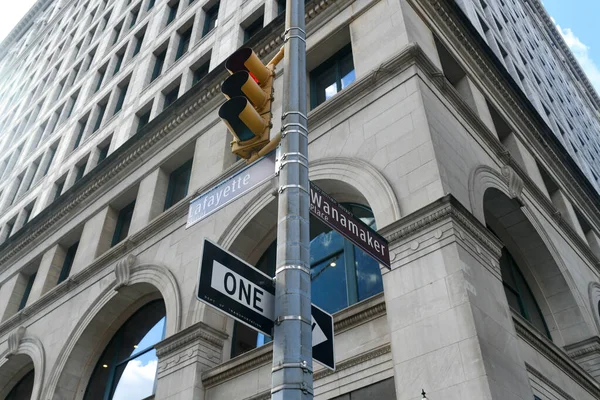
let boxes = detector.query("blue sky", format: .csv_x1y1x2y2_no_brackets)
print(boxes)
543,0,600,92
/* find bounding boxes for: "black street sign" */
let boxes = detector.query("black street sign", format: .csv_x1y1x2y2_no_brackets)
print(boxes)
311,304,335,370
309,182,390,268
197,239,336,370
198,239,275,336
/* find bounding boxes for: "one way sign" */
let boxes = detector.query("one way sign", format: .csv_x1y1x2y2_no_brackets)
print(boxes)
198,239,335,370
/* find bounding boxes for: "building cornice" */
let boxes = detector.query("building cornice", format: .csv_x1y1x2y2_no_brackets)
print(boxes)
201,294,387,388
0,0,54,58
407,0,600,267
513,312,600,398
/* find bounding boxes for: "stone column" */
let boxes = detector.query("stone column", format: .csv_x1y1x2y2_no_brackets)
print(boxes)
380,195,534,400
0,273,29,322
129,168,170,235
27,244,67,303
72,206,118,274
154,322,228,400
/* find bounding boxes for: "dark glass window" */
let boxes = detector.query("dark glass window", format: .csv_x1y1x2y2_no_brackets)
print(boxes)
499,247,551,338
310,44,355,108
18,273,37,311
58,242,79,284
113,53,124,75
74,119,87,149
147,0,156,10
98,145,110,163
114,83,129,114
43,148,56,176
83,301,166,400
202,3,219,36
133,32,145,56
192,61,209,85
66,93,79,118
5,370,34,400
277,0,285,15
231,203,383,357
54,180,65,201
176,27,192,60
243,15,264,43
93,104,106,132
129,9,139,28
111,201,135,246
163,86,179,109
75,161,87,182
112,24,122,44
95,69,106,92
166,2,179,25
151,50,166,82
164,160,192,210
22,207,32,226
137,110,151,132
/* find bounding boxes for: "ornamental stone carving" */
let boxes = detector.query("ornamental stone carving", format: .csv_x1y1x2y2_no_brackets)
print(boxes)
501,165,524,203
6,326,26,358
114,254,136,290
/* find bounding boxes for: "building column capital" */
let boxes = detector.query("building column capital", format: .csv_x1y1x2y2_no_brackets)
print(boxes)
380,194,503,277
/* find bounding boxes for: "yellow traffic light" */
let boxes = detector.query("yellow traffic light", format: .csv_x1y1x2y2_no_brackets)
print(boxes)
219,47,284,162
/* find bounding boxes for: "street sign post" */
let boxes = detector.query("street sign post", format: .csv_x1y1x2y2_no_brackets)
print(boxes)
197,239,335,370
187,152,276,228
309,182,391,268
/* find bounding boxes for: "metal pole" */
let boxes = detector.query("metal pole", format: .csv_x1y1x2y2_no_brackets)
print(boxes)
271,0,311,395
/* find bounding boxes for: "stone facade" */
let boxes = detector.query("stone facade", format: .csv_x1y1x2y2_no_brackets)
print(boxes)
0,0,598,399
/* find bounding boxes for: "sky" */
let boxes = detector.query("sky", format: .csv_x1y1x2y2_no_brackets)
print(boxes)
542,0,600,93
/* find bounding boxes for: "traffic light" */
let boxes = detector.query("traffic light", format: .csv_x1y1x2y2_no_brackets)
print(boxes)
219,47,284,162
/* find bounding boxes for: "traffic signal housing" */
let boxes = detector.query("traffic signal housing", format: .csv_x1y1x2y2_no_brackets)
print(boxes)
219,47,283,162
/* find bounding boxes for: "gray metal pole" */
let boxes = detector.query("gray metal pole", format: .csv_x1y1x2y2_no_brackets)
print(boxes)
271,0,311,396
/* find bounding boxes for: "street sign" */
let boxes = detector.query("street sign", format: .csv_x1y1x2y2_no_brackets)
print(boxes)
309,182,391,268
187,152,276,228
197,239,336,370
311,304,335,370
198,239,275,336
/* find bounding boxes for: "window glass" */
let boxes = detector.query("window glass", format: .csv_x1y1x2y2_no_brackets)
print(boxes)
499,247,551,339
6,370,34,400
83,301,166,400
231,202,383,357
310,45,355,108
203,3,219,36
164,160,192,210
111,201,135,246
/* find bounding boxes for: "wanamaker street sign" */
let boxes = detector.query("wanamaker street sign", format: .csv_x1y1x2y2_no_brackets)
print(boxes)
309,182,391,268
197,239,336,370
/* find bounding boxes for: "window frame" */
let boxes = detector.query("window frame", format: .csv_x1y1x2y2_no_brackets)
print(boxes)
164,159,192,210
309,44,355,109
111,201,136,246
202,2,219,36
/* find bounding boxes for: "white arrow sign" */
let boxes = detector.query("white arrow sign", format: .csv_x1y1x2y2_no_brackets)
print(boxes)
312,316,328,347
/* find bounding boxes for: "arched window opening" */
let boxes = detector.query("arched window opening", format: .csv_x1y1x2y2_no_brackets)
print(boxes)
83,300,166,400
5,369,34,400
231,203,383,358
499,247,551,339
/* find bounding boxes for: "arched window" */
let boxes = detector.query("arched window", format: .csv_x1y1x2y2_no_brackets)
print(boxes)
499,247,551,339
231,203,383,357
83,300,166,400
5,370,34,400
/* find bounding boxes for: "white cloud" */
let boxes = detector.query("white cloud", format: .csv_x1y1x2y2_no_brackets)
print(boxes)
112,359,158,400
554,22,600,93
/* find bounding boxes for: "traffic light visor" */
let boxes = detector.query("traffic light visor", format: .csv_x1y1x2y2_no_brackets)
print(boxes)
225,48,271,85
221,71,268,108
219,97,267,142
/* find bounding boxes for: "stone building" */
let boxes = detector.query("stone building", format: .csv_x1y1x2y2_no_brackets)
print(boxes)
0,0,599,398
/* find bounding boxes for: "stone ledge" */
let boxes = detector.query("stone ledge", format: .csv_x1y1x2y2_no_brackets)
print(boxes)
155,321,229,358
202,293,387,388
513,312,600,398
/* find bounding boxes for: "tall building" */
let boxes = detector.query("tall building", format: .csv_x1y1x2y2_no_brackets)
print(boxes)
0,0,598,398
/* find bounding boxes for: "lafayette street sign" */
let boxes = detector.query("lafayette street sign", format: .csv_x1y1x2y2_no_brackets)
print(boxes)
198,239,336,370
309,182,390,268
187,152,276,228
